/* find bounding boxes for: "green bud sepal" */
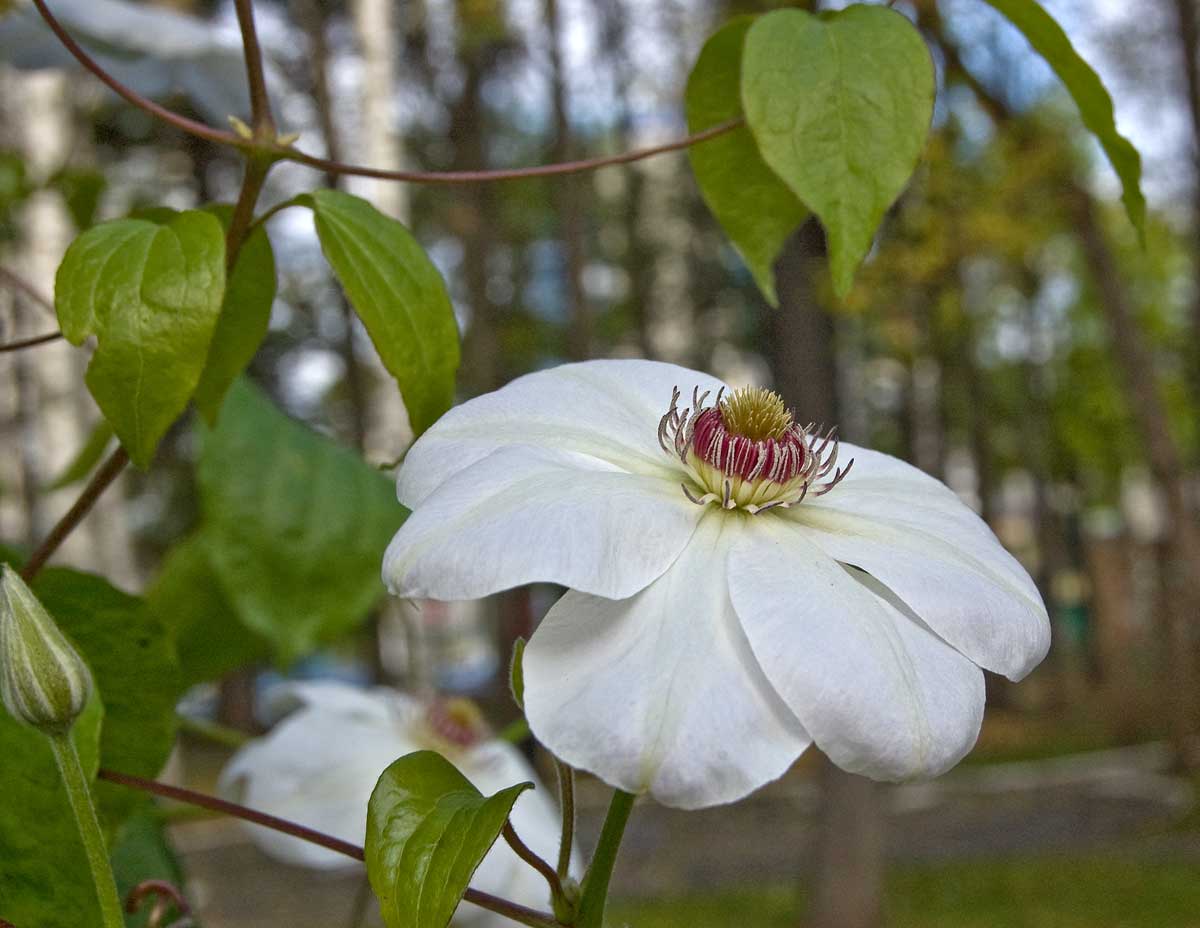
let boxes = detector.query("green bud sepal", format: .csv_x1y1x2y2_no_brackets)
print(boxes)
0,564,94,734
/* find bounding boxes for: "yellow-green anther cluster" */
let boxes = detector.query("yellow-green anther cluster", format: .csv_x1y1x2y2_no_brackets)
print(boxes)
0,565,93,735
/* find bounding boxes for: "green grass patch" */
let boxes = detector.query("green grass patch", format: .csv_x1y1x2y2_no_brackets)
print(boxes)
610,853,1200,927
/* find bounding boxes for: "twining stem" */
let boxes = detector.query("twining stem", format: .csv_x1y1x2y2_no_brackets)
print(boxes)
554,759,575,880
232,0,275,136
25,0,741,187
29,0,240,147
279,118,744,185
19,447,129,581
225,157,272,268
0,331,63,353
502,822,567,902
98,769,565,928
49,735,125,928
575,789,636,928
125,880,192,925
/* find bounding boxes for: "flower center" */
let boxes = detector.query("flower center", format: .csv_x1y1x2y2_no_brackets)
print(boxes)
658,385,853,514
417,697,487,752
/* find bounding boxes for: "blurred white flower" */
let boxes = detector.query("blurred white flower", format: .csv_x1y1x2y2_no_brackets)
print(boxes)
383,360,1051,809
219,683,571,925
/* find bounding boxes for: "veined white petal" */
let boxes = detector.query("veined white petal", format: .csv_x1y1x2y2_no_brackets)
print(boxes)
384,444,703,601
398,359,726,507
728,518,986,781
523,513,811,810
795,444,1049,680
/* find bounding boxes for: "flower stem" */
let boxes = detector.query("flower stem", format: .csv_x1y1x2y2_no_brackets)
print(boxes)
232,0,275,137
48,734,124,928
97,768,564,928
502,822,566,904
575,789,635,928
554,759,575,880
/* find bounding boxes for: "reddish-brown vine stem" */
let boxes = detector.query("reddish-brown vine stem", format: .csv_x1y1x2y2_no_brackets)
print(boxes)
280,118,745,185
233,0,275,137
502,822,566,902
28,0,742,186
1,268,64,352
98,769,565,928
29,0,242,148
0,331,63,353
125,880,193,928
19,447,130,581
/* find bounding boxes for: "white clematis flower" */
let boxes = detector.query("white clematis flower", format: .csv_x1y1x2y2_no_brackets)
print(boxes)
383,360,1050,810
219,683,571,925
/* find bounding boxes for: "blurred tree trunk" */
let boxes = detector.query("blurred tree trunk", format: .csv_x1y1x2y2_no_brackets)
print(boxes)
298,0,370,452
1167,0,1200,403
599,0,656,358
452,54,501,395
1073,194,1200,767
544,0,591,360
772,220,884,928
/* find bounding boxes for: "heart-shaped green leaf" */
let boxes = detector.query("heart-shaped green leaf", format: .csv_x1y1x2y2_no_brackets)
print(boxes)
147,535,270,689
198,380,407,665
742,5,934,297
367,751,532,928
55,210,226,466
686,16,807,305
306,190,460,435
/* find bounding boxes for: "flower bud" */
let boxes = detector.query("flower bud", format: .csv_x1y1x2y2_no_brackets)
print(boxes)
0,565,93,734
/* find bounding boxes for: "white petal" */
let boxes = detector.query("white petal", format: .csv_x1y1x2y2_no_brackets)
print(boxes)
794,444,1050,680
384,444,703,601
219,685,419,869
398,359,726,507
523,513,811,810
261,680,418,726
728,518,986,781
219,684,576,910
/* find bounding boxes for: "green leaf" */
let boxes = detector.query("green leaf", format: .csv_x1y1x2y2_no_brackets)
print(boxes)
147,535,270,689
193,204,277,424
509,637,526,710
686,17,807,305
110,809,186,928
305,190,460,435
44,420,115,491
741,5,935,297
979,0,1145,238
32,568,181,832
0,691,104,928
55,210,227,466
366,751,532,928
198,380,408,664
